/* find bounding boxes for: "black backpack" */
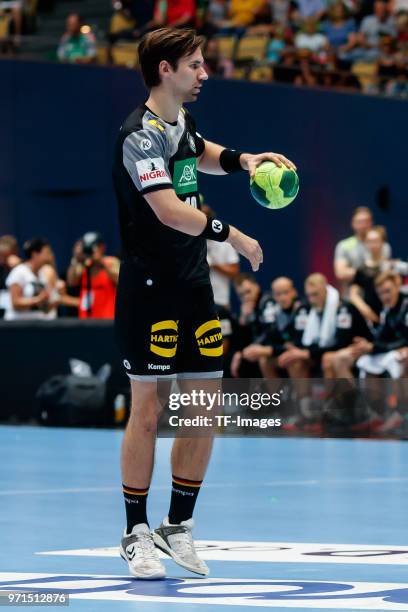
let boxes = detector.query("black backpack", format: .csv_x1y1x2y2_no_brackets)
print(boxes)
36,374,107,426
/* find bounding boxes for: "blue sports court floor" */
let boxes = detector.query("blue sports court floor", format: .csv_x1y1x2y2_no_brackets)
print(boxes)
1,425,408,610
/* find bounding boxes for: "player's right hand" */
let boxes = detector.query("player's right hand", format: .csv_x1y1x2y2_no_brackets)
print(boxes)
227,226,263,272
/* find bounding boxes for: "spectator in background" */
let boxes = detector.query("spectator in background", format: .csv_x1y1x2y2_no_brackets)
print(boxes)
356,271,408,377
228,0,268,28
293,0,328,22
266,25,288,62
295,17,329,53
267,0,292,26
67,232,119,319
230,273,275,377
203,38,234,77
154,0,197,29
359,0,396,48
0,235,21,318
202,201,240,307
202,0,230,35
355,271,408,432
334,206,392,294
320,297,373,379
322,2,357,51
278,274,339,427
4,237,59,320
349,225,391,324
57,13,96,64
58,238,83,317
0,0,23,45
240,276,309,378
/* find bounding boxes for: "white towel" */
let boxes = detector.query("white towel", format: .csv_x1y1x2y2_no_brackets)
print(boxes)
357,351,403,379
302,285,339,348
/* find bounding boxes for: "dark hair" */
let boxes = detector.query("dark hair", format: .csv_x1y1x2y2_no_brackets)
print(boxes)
138,28,204,88
234,272,258,288
23,237,49,260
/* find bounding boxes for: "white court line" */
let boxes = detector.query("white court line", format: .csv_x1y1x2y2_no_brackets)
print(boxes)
0,477,408,496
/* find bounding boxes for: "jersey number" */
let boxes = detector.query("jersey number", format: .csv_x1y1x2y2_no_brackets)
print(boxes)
185,196,198,209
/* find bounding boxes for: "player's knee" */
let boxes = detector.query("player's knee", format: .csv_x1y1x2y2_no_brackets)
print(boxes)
130,397,162,433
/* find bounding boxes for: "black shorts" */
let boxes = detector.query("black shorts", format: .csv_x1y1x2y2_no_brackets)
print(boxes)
115,260,224,380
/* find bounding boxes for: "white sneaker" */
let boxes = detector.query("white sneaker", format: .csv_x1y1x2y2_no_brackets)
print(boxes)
120,523,166,579
152,517,209,576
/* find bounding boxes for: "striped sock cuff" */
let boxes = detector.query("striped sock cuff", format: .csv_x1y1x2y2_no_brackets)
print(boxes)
172,475,202,488
122,483,149,496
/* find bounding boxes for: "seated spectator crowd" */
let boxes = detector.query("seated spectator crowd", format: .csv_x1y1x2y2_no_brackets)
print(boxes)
103,0,408,96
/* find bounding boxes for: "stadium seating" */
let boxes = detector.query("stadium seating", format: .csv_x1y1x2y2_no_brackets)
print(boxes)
235,35,269,62
249,65,273,82
215,35,237,60
111,42,139,68
109,11,136,35
0,11,11,39
351,62,379,91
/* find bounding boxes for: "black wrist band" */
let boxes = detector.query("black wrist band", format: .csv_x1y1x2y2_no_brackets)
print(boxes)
200,216,230,242
219,148,244,173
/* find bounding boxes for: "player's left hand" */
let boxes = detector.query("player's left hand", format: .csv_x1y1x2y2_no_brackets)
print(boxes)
241,152,297,178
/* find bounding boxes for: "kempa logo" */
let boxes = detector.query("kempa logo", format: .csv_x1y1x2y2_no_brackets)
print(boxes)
141,138,152,151
212,219,223,233
123,360,131,370
148,363,170,371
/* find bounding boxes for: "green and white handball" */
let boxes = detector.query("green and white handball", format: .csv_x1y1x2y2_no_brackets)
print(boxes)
250,161,299,210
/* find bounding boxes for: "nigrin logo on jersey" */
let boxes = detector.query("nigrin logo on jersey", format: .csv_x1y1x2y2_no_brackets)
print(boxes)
136,158,169,188
195,319,223,357
150,320,178,358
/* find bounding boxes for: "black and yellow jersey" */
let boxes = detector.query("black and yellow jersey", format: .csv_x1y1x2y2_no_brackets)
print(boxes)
113,103,209,288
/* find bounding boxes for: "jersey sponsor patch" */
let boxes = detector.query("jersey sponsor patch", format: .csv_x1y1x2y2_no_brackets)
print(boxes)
135,158,170,189
173,157,198,195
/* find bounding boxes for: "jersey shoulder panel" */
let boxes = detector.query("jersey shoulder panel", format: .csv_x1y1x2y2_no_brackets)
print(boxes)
121,108,172,193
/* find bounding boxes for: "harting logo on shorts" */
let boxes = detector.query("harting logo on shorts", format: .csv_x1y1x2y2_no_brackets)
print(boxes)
150,320,178,358
195,319,223,357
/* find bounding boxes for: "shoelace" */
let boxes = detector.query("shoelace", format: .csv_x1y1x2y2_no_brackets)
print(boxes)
132,533,159,561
